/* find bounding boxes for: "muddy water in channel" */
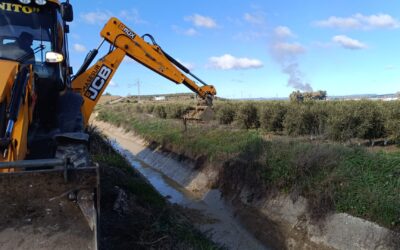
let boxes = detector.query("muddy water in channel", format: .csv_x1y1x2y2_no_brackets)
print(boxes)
107,139,267,250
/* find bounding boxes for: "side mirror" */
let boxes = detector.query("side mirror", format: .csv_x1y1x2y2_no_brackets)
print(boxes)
46,52,64,63
61,2,73,22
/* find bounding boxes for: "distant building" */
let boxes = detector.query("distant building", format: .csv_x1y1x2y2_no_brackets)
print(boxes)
154,96,166,101
328,94,399,101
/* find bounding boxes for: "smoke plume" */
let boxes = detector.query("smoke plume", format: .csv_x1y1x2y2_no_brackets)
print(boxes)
270,26,313,92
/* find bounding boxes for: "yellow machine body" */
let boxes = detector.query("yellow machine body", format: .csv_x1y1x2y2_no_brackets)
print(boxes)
0,3,216,248
0,61,34,171
73,17,217,125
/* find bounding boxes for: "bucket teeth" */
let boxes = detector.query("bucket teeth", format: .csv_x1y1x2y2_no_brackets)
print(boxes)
77,190,97,231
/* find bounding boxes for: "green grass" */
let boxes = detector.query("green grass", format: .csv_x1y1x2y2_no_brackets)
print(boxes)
263,141,400,226
89,128,222,249
97,105,400,231
98,106,263,161
334,151,400,226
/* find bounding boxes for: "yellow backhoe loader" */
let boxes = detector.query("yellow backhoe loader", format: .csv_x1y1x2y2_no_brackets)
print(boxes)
0,0,216,249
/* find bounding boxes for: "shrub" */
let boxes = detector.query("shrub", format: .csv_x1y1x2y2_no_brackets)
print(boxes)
308,102,329,135
105,99,396,142
153,105,167,119
236,103,260,129
260,102,287,132
283,102,327,136
166,104,190,119
217,104,236,125
144,104,155,114
135,104,143,113
326,101,385,141
383,101,400,141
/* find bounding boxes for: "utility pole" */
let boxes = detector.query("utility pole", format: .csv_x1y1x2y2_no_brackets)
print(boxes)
136,79,141,103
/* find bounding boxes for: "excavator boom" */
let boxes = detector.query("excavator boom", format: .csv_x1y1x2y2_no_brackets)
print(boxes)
72,17,217,125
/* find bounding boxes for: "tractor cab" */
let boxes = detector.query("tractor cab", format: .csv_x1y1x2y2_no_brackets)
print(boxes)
0,0,75,157
0,0,72,87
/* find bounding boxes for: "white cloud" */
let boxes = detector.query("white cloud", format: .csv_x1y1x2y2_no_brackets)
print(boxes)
73,43,87,53
184,28,198,36
315,13,400,30
110,80,118,87
208,54,263,70
243,12,265,25
274,26,295,38
355,13,399,28
332,35,367,50
80,10,112,24
315,16,360,29
185,14,217,28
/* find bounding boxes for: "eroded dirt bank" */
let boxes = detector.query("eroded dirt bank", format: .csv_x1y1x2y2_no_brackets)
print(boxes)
92,119,400,250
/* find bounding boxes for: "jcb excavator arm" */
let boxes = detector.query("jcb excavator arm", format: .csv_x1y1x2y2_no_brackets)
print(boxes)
72,17,217,125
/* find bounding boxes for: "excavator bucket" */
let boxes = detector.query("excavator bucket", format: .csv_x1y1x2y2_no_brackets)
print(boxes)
183,105,215,122
183,98,215,122
0,159,99,250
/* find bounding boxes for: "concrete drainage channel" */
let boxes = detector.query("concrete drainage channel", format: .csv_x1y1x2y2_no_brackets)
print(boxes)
93,120,400,250
98,129,267,249
110,141,267,250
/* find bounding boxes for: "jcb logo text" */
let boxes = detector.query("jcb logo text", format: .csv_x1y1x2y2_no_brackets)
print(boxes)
85,66,112,101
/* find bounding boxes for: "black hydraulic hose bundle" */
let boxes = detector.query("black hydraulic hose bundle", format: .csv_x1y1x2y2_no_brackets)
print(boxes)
8,66,29,125
142,33,209,87
0,65,30,152
72,49,99,80
72,39,106,80
162,50,209,86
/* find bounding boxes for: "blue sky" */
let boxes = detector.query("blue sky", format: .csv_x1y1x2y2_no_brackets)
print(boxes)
68,0,400,98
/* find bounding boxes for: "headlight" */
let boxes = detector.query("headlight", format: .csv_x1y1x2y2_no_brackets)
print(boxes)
35,0,46,5
45,52,64,63
18,0,31,4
